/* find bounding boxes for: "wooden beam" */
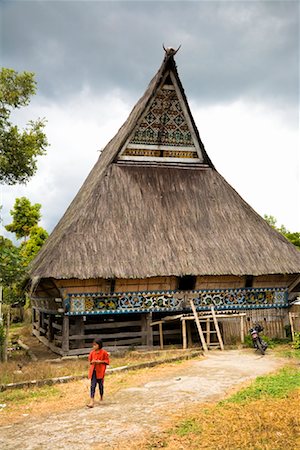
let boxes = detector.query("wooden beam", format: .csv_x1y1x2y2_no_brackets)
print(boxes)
288,275,300,292
210,306,224,351
189,299,208,352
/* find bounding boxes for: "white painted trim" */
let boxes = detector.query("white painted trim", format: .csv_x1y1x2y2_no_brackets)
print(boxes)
126,143,196,151
118,155,201,163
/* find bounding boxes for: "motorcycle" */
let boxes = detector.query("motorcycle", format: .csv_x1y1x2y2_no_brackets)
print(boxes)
249,323,268,355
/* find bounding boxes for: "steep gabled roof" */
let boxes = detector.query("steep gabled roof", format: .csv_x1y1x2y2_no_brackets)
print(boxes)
29,53,300,281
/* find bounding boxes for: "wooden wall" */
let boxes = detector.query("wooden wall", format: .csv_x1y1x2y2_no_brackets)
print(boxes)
221,308,289,344
195,275,244,289
115,276,177,292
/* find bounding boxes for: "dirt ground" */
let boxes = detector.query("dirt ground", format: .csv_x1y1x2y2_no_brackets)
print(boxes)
0,350,286,450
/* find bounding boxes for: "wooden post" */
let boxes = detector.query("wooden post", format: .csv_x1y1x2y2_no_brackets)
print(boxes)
189,299,208,352
289,312,295,341
47,314,55,342
210,306,224,351
206,317,211,348
240,314,245,344
73,316,85,348
146,312,153,347
159,322,164,350
187,321,193,347
62,315,69,354
182,319,187,349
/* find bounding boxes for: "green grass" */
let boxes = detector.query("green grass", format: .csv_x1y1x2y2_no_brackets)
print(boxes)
175,417,202,436
221,366,300,404
0,385,60,404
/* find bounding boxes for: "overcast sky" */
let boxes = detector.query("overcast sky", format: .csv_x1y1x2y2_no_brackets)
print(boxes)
1,0,299,242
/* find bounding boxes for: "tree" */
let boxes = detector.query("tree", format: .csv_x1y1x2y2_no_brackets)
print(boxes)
20,225,49,263
0,68,49,185
5,197,41,240
264,215,300,249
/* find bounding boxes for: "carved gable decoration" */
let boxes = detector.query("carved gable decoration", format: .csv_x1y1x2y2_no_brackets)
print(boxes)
118,72,204,163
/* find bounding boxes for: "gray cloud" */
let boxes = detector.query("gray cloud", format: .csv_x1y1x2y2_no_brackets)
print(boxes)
2,1,298,111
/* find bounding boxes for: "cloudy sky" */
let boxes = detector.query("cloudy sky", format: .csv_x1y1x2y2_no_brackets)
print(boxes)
1,0,299,241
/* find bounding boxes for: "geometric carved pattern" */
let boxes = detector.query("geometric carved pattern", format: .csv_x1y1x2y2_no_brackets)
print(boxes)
192,287,288,309
65,287,288,315
129,86,195,148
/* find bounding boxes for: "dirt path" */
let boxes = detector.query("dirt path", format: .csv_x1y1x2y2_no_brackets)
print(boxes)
0,350,286,450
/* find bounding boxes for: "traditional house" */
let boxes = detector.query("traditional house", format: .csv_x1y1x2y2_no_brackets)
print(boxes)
29,49,300,355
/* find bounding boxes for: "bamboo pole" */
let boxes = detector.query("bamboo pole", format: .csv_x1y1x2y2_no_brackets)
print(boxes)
240,314,245,343
211,306,224,351
187,321,192,347
189,299,208,352
289,312,295,341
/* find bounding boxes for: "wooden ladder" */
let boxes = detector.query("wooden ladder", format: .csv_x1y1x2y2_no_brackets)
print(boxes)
189,300,224,351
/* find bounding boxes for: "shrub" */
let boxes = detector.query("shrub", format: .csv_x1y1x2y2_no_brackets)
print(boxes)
293,332,300,349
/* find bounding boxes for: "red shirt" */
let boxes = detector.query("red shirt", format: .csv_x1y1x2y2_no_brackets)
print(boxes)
88,348,110,379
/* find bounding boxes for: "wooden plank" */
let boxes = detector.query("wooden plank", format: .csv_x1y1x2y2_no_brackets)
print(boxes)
159,323,164,350
69,331,146,340
189,299,208,352
52,322,62,331
182,319,187,349
211,306,224,351
84,320,142,330
32,329,63,355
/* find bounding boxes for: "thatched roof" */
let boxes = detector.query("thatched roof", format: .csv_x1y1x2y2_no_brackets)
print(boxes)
30,53,300,281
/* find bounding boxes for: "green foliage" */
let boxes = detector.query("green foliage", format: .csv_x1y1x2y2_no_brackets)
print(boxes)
222,367,300,404
264,214,300,249
0,68,49,185
5,197,41,239
20,226,49,262
0,236,25,287
293,332,300,350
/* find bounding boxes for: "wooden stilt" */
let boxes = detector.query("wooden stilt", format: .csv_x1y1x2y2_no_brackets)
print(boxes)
189,299,208,352
159,322,164,350
146,312,153,347
182,319,187,349
62,315,69,354
210,306,224,350
187,321,193,347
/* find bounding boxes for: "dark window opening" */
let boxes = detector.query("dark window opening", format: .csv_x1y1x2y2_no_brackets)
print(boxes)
245,275,253,288
178,276,196,291
110,279,116,293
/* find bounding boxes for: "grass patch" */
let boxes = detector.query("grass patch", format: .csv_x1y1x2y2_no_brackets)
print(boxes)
134,367,300,450
222,366,300,404
175,417,202,436
0,385,60,404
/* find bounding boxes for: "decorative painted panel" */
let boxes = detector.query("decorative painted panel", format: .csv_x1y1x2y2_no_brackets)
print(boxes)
64,287,288,315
